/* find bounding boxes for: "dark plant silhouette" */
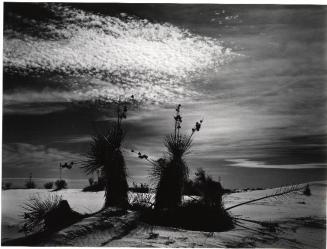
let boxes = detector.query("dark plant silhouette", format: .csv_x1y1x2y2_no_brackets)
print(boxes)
153,105,203,209
21,194,62,233
132,105,203,209
54,179,67,190
88,177,94,186
44,182,53,189
20,194,84,235
82,176,105,192
303,184,311,196
193,168,224,208
25,173,36,189
2,182,12,190
129,182,150,193
81,96,134,209
25,181,36,189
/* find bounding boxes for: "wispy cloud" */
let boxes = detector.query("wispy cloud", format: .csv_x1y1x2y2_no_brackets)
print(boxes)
225,158,326,169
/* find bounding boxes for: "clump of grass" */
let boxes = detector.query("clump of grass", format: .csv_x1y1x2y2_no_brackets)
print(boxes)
54,179,67,190
21,194,62,233
44,182,53,189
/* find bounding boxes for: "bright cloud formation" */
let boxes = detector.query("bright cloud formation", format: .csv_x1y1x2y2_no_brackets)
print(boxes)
4,4,238,104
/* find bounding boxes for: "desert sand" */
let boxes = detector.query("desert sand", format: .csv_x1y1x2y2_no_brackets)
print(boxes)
1,181,326,248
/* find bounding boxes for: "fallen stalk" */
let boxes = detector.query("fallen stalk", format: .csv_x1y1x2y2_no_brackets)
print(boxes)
225,184,306,211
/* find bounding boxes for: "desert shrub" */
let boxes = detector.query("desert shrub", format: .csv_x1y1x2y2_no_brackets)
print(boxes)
21,194,62,233
183,179,199,195
82,184,104,192
82,177,105,192
44,182,53,189
303,184,311,196
81,98,134,208
2,182,12,190
25,180,36,189
184,170,229,197
194,168,224,208
88,177,94,186
55,179,67,190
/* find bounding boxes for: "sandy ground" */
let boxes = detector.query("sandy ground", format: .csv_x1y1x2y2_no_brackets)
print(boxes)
1,181,326,248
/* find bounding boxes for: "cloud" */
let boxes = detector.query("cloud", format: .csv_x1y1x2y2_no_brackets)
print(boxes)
225,158,326,169
3,3,238,106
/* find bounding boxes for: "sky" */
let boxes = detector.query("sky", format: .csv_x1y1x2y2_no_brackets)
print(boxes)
2,3,327,188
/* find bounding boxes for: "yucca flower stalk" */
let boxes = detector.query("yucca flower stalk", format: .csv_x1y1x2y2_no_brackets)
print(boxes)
81,96,134,209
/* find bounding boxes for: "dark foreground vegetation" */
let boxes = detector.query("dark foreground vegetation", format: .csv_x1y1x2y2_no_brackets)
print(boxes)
129,182,150,193
141,202,234,232
128,168,234,232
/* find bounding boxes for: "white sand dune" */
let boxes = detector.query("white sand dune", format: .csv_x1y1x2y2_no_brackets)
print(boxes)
1,181,326,248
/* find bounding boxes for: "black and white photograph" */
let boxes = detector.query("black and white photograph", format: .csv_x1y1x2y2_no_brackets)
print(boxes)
1,2,327,247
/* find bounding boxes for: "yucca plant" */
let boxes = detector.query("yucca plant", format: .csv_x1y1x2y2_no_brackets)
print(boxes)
153,104,203,209
81,97,134,209
21,194,62,233
131,104,202,209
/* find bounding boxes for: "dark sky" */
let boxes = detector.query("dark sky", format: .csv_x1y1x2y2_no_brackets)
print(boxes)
2,3,327,188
